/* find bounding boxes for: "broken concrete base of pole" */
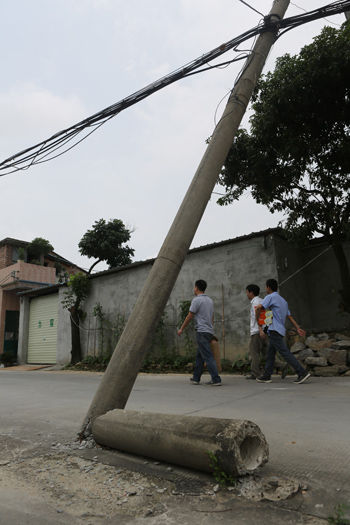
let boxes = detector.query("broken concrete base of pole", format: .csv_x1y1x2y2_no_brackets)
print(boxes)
92,410,269,477
237,475,304,501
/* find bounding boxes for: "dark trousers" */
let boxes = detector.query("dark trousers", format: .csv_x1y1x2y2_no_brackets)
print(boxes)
193,332,221,383
249,334,267,377
265,331,305,377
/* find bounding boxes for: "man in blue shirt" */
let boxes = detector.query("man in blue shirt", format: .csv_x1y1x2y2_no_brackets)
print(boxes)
177,279,221,386
255,279,310,384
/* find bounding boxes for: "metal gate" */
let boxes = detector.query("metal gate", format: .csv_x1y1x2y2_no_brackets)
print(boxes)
27,294,58,364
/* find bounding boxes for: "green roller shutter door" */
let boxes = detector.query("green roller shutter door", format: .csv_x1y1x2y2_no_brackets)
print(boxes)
27,294,58,364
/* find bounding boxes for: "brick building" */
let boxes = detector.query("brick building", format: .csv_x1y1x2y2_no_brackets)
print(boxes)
0,237,83,359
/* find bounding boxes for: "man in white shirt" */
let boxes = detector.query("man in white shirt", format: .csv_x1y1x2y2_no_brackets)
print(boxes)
245,284,266,379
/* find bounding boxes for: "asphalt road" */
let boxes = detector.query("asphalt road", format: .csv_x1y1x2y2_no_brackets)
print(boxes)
0,369,349,523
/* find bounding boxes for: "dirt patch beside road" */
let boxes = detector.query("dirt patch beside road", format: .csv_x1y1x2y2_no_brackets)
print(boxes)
0,445,329,525
0,451,182,523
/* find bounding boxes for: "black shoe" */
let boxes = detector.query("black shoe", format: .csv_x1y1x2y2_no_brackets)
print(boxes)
245,375,256,380
205,380,222,386
294,372,311,384
256,375,272,383
190,378,200,385
281,365,289,380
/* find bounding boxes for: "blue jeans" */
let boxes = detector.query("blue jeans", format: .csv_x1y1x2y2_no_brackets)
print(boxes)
193,332,221,383
265,331,306,377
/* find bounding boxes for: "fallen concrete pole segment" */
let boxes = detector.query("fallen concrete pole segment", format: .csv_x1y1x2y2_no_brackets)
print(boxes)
92,410,269,476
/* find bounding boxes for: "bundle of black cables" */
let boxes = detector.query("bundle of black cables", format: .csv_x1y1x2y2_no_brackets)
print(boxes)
1,0,349,176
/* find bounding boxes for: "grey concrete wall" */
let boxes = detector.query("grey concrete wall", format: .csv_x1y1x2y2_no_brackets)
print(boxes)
54,232,278,365
171,232,278,360
301,241,350,332
274,236,313,330
275,238,350,333
26,233,350,366
55,263,152,365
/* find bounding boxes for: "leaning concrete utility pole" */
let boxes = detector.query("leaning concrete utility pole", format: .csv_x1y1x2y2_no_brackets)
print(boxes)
81,0,290,436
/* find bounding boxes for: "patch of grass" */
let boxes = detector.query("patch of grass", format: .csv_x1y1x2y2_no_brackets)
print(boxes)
231,355,250,374
65,354,109,372
67,351,243,375
221,359,233,372
328,504,350,525
141,353,194,373
207,451,237,487
66,352,197,373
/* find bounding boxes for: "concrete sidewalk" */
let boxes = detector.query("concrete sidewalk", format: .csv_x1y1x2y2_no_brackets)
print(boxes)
0,364,51,371
0,370,349,523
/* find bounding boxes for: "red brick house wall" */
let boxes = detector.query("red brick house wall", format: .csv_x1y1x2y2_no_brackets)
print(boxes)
0,245,12,270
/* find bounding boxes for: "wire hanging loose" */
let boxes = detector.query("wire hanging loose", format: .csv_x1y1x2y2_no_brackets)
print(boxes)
236,0,264,17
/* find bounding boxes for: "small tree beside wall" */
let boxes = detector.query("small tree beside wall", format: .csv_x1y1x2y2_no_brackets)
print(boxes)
62,272,90,364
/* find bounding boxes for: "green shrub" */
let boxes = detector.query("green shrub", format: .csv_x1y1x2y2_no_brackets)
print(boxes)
328,504,350,524
66,354,110,372
207,451,237,487
141,352,194,373
231,355,250,374
220,359,233,372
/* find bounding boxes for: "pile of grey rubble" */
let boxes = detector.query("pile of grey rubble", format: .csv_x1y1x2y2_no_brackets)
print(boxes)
290,332,350,376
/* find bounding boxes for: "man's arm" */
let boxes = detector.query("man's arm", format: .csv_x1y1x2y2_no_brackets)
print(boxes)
287,315,306,337
177,312,194,336
254,304,266,339
255,304,263,322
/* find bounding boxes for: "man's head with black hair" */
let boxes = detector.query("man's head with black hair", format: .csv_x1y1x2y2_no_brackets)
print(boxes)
246,284,260,299
194,279,207,293
266,278,278,293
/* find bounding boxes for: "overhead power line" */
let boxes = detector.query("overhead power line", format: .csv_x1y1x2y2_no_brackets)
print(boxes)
290,1,341,26
0,0,349,177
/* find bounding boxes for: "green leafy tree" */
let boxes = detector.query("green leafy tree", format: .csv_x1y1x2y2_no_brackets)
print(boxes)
62,272,90,364
218,24,350,312
79,219,134,273
178,300,195,357
27,237,54,264
17,247,26,261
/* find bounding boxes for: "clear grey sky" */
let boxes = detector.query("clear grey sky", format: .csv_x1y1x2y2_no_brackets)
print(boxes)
0,1,345,271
